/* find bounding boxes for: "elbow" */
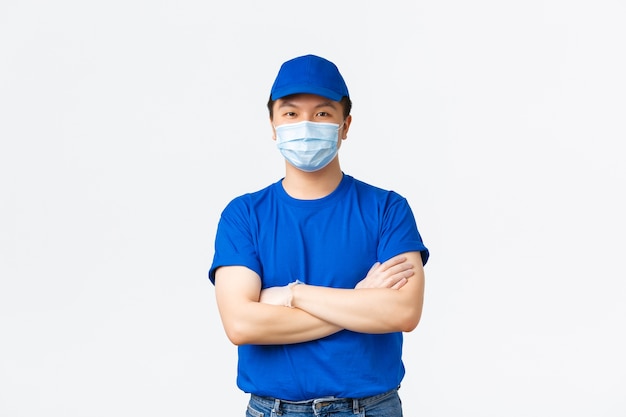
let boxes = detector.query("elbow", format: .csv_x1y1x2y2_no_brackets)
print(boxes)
224,331,245,346
222,321,253,346
396,306,423,333
400,314,421,332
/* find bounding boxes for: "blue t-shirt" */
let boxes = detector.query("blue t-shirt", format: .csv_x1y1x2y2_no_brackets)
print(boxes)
209,173,429,400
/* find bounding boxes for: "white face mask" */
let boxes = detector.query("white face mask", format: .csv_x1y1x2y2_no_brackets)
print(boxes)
274,121,342,172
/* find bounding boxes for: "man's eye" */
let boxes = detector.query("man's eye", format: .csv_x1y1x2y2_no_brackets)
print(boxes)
317,112,329,117
285,112,296,117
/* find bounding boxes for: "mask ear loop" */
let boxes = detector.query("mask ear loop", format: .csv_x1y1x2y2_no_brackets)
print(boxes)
337,122,346,139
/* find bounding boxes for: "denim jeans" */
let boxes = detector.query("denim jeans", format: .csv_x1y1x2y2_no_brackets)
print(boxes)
245,387,403,417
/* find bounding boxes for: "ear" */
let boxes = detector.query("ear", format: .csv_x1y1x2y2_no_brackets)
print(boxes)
270,118,276,140
341,115,352,140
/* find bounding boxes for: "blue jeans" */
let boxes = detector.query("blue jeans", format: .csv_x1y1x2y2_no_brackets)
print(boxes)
245,387,403,417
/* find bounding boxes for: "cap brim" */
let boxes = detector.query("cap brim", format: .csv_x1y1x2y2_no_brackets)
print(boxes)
271,85,344,102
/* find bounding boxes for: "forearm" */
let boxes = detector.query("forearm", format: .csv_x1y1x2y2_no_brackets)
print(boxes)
257,251,425,334
215,266,342,346
290,281,424,333
221,299,342,345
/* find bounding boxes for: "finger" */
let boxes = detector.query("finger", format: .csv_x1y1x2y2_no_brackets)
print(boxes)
394,267,414,281
367,261,381,275
387,262,414,276
378,255,407,272
391,277,408,290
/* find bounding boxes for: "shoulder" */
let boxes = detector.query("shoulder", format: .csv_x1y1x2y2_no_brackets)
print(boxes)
219,180,283,221
346,175,407,203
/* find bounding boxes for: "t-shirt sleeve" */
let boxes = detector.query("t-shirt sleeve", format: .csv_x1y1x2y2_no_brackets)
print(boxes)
377,194,430,266
208,197,262,285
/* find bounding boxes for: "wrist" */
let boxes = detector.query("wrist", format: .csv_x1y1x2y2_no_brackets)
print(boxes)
286,280,303,308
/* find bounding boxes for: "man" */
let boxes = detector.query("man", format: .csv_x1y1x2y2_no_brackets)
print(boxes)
209,54,429,416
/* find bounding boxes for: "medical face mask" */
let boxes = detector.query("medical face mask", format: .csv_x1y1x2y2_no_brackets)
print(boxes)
274,121,342,172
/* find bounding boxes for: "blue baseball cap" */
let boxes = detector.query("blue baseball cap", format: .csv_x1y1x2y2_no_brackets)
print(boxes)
270,54,350,102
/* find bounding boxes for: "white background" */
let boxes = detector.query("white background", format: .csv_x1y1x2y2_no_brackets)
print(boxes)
1,1,625,416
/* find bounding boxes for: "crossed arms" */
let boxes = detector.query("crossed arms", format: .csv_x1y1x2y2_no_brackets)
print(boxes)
214,251,425,346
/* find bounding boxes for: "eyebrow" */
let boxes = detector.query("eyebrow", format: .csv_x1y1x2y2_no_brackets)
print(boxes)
277,100,337,109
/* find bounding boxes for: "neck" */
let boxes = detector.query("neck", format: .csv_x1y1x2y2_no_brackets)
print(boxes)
281,159,343,200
